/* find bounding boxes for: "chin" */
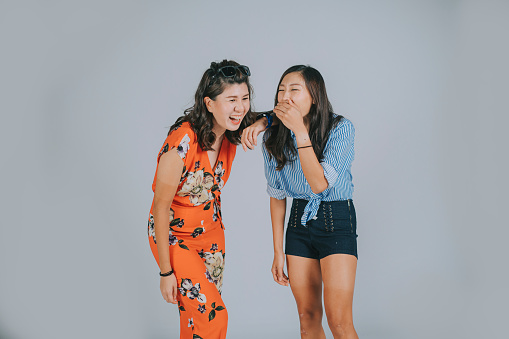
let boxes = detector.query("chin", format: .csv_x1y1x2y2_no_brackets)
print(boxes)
224,119,243,131
226,124,241,131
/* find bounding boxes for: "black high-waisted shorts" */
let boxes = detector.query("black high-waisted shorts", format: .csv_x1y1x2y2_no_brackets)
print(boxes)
285,199,358,260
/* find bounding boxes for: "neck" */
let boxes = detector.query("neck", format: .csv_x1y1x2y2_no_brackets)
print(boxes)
212,122,226,141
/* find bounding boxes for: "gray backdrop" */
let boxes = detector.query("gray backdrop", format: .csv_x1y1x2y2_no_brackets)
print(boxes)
1,1,508,338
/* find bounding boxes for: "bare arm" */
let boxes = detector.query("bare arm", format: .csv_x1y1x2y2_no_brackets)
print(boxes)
270,197,289,286
153,148,184,303
273,100,328,194
240,113,280,151
294,131,328,194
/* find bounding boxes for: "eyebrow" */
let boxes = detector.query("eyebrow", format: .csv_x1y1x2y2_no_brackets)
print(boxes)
279,83,303,87
225,94,250,98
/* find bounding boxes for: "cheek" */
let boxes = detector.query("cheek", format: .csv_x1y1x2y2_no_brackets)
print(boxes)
298,93,312,107
214,103,230,118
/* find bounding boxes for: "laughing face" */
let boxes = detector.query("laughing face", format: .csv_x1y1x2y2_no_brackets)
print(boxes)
204,83,250,134
277,72,313,117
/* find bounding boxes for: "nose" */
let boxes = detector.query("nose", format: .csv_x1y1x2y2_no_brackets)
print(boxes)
281,89,291,101
234,101,245,113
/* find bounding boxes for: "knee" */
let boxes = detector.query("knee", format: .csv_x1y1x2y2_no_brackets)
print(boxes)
326,315,354,336
298,308,323,327
210,305,228,334
223,307,229,326
216,304,228,328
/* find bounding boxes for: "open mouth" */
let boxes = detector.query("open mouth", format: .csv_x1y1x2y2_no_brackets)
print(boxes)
229,116,242,125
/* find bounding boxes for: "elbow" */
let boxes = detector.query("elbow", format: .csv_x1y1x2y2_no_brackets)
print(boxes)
310,181,328,195
153,197,172,213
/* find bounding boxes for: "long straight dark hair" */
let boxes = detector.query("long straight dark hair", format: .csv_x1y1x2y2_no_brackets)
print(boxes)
264,65,343,170
169,60,255,151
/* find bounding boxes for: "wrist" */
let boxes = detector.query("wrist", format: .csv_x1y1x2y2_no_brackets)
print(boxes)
261,117,269,128
159,268,174,277
294,130,310,145
256,111,273,129
273,249,284,256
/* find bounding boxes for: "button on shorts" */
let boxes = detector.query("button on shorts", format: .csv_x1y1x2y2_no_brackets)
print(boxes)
285,199,358,260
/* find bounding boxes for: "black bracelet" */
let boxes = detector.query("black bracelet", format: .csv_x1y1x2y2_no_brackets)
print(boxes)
160,269,174,277
297,145,313,149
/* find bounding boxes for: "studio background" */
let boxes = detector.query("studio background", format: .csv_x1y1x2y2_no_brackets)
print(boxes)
1,1,507,338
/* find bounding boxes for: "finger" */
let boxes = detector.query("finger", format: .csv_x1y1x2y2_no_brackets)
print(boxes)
244,134,254,150
251,129,258,146
287,98,298,108
171,285,178,304
241,132,249,151
278,102,291,110
273,106,282,113
273,108,285,119
277,267,284,282
247,129,254,145
163,291,170,303
282,273,289,285
276,271,287,286
271,267,278,283
275,105,289,114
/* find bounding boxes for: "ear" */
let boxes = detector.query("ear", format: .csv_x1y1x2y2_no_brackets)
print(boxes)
204,97,214,112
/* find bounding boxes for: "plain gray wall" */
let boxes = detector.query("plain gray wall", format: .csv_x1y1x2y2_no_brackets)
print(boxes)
1,1,508,338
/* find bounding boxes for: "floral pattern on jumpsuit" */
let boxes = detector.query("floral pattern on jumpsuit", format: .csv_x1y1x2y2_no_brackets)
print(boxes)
148,122,235,339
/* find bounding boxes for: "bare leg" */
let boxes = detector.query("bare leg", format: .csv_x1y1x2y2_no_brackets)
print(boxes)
320,254,358,339
287,255,326,339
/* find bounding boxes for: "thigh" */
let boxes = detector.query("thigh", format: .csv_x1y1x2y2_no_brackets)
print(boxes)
170,227,228,338
287,255,323,311
320,254,357,319
172,225,226,293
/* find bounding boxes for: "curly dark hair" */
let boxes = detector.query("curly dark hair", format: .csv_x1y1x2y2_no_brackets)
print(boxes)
264,65,343,170
169,59,255,151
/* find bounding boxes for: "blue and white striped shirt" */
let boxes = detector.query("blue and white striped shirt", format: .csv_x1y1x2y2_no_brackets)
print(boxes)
262,116,355,225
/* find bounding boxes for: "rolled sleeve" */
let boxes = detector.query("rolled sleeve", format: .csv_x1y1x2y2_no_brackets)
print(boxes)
266,184,286,200
321,161,339,189
262,140,287,200
320,119,355,190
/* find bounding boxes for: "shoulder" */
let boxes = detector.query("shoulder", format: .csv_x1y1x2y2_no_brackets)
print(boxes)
330,115,355,138
164,121,199,148
159,121,197,161
167,121,196,140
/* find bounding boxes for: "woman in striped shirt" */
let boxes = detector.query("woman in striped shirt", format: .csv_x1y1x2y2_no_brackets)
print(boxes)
242,65,359,339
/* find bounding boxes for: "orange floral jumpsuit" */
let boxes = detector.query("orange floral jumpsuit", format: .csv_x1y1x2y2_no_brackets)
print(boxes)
148,122,235,339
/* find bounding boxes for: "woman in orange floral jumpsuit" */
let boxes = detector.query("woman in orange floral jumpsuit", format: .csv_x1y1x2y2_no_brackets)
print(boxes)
148,60,253,339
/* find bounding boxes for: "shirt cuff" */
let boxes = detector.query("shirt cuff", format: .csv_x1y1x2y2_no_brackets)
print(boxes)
321,161,339,189
266,184,286,200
